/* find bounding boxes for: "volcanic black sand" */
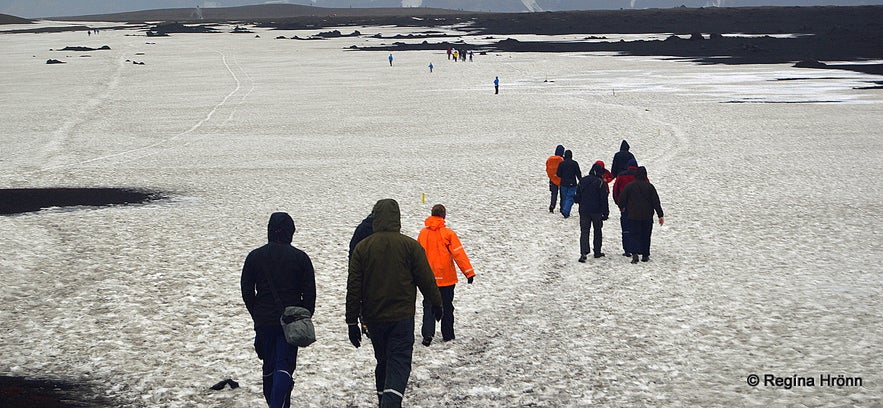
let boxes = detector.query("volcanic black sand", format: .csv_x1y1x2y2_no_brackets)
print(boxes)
0,188,164,215
0,376,116,407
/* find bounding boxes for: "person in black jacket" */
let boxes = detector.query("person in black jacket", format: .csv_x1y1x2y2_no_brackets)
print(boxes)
241,212,317,408
618,167,665,264
555,150,582,218
575,162,610,261
611,140,636,177
348,212,374,337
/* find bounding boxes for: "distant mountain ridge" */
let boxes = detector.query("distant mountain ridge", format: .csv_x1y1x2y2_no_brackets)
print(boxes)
0,13,30,24
49,4,470,22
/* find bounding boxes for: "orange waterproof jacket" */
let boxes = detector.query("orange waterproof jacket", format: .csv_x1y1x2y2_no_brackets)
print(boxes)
546,155,563,186
417,216,475,287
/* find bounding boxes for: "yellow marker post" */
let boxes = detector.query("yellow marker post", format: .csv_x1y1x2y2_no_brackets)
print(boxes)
421,193,426,204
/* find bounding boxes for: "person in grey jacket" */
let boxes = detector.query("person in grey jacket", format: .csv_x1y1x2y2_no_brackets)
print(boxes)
347,198,443,407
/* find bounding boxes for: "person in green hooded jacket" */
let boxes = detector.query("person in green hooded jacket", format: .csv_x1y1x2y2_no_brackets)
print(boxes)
346,198,443,407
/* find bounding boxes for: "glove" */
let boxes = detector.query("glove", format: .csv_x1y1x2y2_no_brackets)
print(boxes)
431,304,443,322
467,276,474,284
348,324,361,348
601,214,608,221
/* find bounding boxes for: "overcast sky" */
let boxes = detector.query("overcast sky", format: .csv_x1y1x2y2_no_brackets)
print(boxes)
2,0,882,19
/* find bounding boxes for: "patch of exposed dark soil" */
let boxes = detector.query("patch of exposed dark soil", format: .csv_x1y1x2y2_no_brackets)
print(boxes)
0,188,165,215
0,376,117,407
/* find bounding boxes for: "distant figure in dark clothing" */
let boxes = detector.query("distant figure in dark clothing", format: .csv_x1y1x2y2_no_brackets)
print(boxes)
494,76,499,94
388,53,394,66
611,140,636,177
618,166,664,264
612,158,639,257
555,150,582,218
428,62,433,73
241,212,317,408
575,162,610,262
545,145,565,213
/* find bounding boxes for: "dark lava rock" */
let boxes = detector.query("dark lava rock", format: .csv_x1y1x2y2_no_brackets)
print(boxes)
1,188,164,215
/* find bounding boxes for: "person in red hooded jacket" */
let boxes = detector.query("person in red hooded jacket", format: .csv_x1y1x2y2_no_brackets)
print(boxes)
417,204,476,346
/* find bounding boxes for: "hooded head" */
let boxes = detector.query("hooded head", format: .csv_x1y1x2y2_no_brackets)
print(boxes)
627,158,638,168
620,140,630,152
636,166,648,181
564,150,573,160
594,160,606,169
554,145,565,157
371,198,401,233
589,162,604,177
267,212,295,244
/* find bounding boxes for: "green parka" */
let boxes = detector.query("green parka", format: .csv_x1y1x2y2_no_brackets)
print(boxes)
346,199,442,324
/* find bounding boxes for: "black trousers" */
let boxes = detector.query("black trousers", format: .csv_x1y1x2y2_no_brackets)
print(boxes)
366,319,415,408
422,285,456,341
549,181,560,211
627,218,654,256
579,213,604,256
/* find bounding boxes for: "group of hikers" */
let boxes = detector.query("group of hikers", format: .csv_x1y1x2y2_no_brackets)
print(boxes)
238,140,663,408
545,140,665,264
241,200,475,407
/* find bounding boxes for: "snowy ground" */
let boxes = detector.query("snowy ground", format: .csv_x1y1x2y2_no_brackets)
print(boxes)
1,21,881,407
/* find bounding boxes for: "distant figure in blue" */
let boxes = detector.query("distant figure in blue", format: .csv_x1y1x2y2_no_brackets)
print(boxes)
388,53,394,66
428,62,433,73
494,76,499,94
556,150,582,218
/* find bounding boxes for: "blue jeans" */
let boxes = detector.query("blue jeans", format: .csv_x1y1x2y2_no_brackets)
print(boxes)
366,319,415,408
560,186,577,217
254,326,298,408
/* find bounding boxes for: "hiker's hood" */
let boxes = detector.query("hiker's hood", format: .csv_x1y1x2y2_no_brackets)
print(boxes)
620,140,630,151
371,199,401,233
424,215,446,231
267,212,295,244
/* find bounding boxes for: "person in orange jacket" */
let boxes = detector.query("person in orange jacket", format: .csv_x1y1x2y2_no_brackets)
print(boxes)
417,204,476,346
545,145,565,213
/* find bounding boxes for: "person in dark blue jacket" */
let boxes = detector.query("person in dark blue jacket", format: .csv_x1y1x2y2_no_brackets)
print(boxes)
555,150,582,218
241,212,317,408
575,163,610,261
348,212,374,337
349,213,374,259
611,140,636,177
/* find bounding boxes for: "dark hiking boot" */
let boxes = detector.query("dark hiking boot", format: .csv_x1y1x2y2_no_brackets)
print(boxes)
622,252,632,257
421,337,432,347
549,206,555,213
443,336,454,342
578,255,587,263
631,254,639,264
594,253,605,258
641,255,649,262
